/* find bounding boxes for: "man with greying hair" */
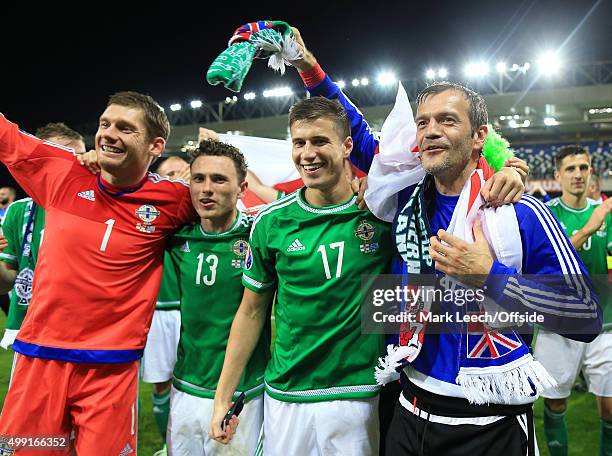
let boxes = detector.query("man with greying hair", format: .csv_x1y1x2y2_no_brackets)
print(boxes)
378,81,601,455
0,91,197,454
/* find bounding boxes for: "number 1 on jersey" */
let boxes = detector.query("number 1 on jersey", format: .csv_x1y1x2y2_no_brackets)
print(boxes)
99,219,115,252
317,241,345,279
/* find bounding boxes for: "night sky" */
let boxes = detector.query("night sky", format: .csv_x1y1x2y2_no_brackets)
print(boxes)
2,0,611,133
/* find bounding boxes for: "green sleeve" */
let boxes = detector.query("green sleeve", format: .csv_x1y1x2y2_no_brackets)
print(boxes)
242,217,276,293
606,212,612,253
0,202,21,265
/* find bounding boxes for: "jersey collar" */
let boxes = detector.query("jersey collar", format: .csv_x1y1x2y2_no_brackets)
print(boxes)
97,174,148,197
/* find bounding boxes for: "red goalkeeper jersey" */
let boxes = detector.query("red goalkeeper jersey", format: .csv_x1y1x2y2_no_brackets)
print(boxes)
0,115,197,362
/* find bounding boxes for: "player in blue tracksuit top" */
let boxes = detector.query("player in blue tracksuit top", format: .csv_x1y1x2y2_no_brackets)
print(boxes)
287,28,572,455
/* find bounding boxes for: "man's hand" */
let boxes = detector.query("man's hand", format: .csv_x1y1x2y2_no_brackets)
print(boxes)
429,220,494,287
350,176,368,210
77,150,101,175
481,166,524,206
198,127,220,144
581,198,612,237
210,400,239,444
504,157,529,184
0,234,8,252
288,27,318,73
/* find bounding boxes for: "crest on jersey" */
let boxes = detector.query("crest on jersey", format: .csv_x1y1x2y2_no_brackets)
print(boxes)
135,205,160,225
232,239,249,258
14,268,34,304
355,220,376,241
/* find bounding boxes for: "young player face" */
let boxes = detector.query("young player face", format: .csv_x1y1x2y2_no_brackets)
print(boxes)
555,153,591,198
290,117,352,192
95,104,164,179
189,155,247,222
415,90,479,178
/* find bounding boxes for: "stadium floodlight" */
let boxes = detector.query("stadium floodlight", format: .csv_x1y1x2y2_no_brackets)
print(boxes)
360,77,369,86
225,97,232,104
437,68,448,79
337,80,346,89
464,62,489,78
537,51,561,76
522,119,531,127
262,86,293,98
243,92,256,101
508,119,518,128
170,103,181,112
377,72,397,86
232,96,238,102
496,62,507,73
544,117,558,126
352,78,360,87
425,69,436,79
190,100,202,109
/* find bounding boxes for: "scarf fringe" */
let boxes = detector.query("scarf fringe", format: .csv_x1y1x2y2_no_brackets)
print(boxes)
374,344,415,386
250,31,302,75
456,354,557,405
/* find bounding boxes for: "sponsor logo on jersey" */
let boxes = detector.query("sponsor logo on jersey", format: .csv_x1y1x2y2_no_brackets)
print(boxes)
136,223,156,233
180,241,190,253
245,245,253,270
135,205,160,225
232,259,243,268
286,239,306,252
119,443,133,456
77,190,95,201
14,267,34,304
232,239,249,258
360,242,379,254
355,220,376,241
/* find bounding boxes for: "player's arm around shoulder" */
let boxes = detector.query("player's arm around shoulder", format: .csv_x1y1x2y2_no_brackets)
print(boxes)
211,287,273,444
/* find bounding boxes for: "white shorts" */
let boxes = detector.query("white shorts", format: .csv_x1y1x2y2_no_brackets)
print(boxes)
534,330,612,398
262,392,379,456
141,309,181,383
168,386,263,456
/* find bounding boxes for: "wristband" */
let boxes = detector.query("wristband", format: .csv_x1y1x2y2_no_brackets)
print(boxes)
299,63,326,88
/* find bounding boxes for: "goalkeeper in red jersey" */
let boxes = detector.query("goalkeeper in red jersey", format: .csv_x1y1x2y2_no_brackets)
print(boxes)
0,92,196,454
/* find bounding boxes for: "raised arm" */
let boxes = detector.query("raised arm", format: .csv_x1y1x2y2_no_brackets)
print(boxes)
0,114,79,208
289,27,379,173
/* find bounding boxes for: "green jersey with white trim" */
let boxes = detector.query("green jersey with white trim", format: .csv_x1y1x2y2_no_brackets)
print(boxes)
168,211,269,400
547,197,611,330
243,189,392,403
156,253,180,310
0,198,45,334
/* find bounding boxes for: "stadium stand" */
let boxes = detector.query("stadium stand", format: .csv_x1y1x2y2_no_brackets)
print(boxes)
514,140,611,178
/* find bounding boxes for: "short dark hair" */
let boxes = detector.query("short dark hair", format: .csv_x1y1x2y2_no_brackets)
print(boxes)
189,140,248,182
554,145,590,170
417,81,488,135
35,122,83,142
108,91,170,141
288,97,350,140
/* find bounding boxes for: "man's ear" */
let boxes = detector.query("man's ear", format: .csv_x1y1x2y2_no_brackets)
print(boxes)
238,180,248,200
150,137,166,159
554,169,560,182
474,124,488,152
343,136,353,159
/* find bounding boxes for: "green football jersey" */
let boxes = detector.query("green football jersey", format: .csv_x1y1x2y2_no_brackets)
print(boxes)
156,253,180,310
547,197,611,331
168,211,269,400
243,189,392,403
0,198,46,333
